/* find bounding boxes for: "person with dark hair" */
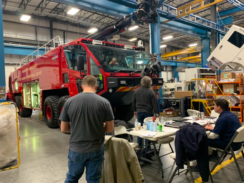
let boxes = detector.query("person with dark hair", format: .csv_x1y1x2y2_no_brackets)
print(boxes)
60,75,114,183
132,76,159,150
205,99,241,158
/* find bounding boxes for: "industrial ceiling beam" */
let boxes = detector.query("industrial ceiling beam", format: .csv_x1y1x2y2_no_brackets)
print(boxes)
219,7,241,17
19,0,31,12
35,0,51,12
51,0,226,37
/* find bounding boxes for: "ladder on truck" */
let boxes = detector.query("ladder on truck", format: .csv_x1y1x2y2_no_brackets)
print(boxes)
190,78,231,116
17,36,62,67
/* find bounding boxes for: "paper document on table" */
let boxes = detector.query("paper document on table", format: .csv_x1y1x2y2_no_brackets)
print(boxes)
196,120,207,123
183,117,193,120
185,120,194,123
141,131,157,137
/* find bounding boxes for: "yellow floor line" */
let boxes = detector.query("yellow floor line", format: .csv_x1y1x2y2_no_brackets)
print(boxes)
194,152,243,183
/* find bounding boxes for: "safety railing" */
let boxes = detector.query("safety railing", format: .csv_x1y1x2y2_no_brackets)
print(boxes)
18,36,62,67
158,3,229,33
190,78,230,116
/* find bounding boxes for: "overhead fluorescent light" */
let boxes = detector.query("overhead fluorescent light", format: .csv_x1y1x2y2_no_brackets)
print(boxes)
189,43,197,47
20,15,31,22
67,8,80,15
163,35,173,40
88,28,98,34
160,45,167,48
129,25,139,31
137,61,143,64
129,38,137,42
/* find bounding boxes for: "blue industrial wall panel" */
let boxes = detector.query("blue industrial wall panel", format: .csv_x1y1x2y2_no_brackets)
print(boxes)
0,0,5,87
4,45,45,56
219,7,241,17
220,16,233,26
173,67,179,81
201,38,210,67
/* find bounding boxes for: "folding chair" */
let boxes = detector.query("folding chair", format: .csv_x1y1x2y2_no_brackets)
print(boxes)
168,152,214,183
210,126,244,181
114,125,138,149
144,117,174,157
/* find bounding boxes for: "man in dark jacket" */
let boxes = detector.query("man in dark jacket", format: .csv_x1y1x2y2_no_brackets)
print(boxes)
205,99,241,157
175,123,210,182
132,76,159,148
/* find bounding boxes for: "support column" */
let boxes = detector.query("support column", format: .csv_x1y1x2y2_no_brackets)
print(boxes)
149,16,161,61
35,26,38,41
63,31,65,43
150,16,163,110
201,38,210,67
50,20,53,47
210,2,217,50
0,0,5,87
173,67,179,81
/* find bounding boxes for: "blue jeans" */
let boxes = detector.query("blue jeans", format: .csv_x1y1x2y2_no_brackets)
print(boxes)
65,149,104,183
137,112,153,148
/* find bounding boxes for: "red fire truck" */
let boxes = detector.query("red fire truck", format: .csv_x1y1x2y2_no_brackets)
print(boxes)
9,37,163,128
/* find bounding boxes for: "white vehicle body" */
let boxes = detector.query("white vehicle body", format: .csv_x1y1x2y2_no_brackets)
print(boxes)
207,25,244,70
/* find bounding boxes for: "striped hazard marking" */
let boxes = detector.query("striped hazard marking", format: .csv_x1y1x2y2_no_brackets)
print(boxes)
116,87,132,92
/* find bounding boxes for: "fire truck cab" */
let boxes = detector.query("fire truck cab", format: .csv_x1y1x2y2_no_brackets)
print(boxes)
9,37,163,128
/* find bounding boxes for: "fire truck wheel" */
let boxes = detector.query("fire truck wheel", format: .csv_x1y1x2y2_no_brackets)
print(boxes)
57,95,70,127
15,96,32,117
44,96,60,128
115,104,134,122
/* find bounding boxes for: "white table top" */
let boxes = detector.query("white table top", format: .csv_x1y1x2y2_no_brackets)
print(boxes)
127,120,208,141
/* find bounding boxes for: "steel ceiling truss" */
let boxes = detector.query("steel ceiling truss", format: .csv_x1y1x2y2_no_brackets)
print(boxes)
2,0,8,10
226,0,244,10
50,3,68,15
35,0,51,12
19,0,31,11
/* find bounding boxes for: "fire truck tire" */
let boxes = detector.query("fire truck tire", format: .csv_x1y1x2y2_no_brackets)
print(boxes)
15,96,32,117
115,104,134,122
57,95,70,127
44,96,60,128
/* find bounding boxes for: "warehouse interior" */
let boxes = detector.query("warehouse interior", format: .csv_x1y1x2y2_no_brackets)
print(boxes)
1,0,244,183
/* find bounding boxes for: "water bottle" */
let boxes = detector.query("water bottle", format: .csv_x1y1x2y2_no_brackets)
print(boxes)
159,117,164,132
150,122,154,131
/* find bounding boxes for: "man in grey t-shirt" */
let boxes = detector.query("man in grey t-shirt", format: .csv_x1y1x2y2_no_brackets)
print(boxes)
60,75,114,183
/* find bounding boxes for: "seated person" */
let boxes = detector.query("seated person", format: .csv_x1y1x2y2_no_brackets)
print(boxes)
109,58,119,66
205,99,241,158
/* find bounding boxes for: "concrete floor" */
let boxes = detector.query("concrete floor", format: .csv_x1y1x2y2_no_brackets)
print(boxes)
1,111,244,183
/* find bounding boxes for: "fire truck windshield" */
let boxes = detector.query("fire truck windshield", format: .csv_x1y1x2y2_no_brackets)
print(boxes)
86,44,151,72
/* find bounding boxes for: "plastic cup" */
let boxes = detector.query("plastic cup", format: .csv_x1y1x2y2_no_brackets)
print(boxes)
135,122,138,131
138,123,141,130
159,124,162,132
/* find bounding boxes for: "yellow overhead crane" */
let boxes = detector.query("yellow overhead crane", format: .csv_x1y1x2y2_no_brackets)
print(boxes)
162,46,200,58
177,0,224,18
178,55,201,63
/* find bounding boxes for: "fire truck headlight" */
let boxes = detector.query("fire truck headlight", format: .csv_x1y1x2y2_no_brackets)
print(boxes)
109,89,113,93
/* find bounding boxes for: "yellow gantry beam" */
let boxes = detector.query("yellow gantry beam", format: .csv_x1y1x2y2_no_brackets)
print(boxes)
178,55,201,62
188,58,201,63
162,46,199,58
177,0,224,18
